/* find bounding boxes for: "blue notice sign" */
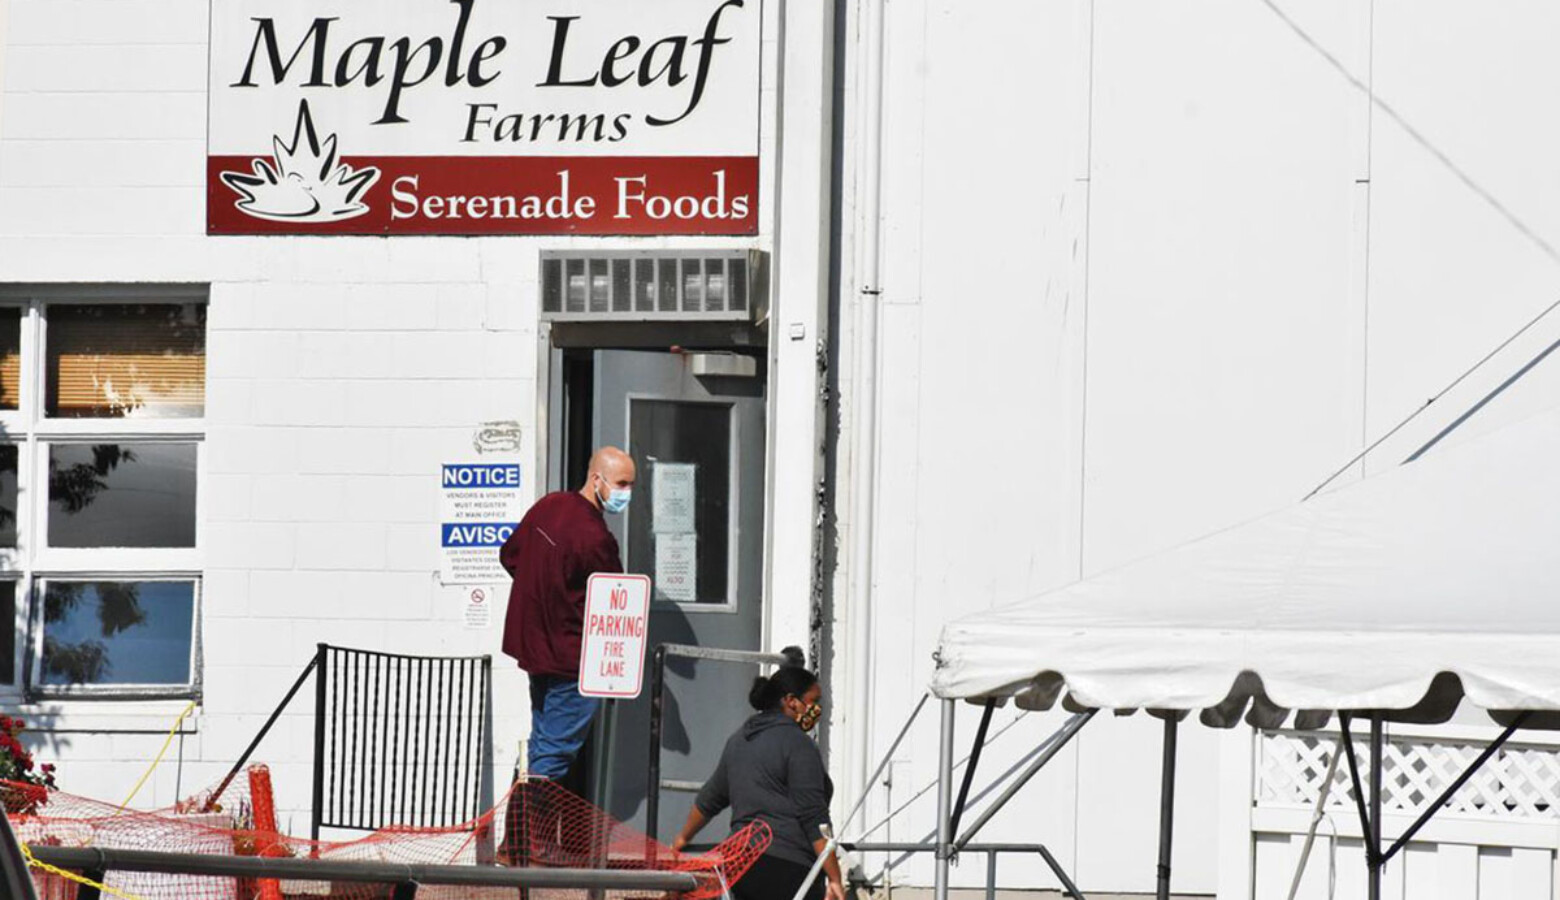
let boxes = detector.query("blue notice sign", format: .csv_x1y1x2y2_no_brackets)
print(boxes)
442,464,522,489
441,522,515,547
439,458,524,584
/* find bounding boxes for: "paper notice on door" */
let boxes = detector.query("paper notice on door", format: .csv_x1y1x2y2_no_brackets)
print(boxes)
652,462,697,534
655,532,698,602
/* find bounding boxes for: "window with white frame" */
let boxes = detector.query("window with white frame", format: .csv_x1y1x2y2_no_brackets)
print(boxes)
0,289,206,699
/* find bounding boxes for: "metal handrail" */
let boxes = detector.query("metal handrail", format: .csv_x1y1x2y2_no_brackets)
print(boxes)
653,644,789,666
204,653,318,812
645,643,791,841
845,841,1062,851
27,844,698,893
841,842,1085,900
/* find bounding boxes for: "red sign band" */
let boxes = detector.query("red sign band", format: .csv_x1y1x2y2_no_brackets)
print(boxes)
207,155,758,235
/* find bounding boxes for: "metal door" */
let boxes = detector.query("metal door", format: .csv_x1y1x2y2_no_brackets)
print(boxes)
590,349,766,836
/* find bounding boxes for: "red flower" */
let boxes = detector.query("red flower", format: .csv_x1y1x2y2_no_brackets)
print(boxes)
0,718,53,813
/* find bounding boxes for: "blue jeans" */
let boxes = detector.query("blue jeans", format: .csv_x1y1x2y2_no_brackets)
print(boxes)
527,675,601,780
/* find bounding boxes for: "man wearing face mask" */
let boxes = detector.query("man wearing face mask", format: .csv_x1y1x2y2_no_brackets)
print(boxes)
499,446,635,783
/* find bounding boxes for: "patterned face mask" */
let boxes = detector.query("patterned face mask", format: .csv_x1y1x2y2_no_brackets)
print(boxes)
797,700,823,732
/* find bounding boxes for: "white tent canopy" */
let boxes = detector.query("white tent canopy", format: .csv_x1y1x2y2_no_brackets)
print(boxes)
931,403,1560,728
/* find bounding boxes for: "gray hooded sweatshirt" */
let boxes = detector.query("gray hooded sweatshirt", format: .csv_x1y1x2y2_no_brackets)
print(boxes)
694,709,834,866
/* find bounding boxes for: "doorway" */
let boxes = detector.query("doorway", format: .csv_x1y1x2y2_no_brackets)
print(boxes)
548,346,767,836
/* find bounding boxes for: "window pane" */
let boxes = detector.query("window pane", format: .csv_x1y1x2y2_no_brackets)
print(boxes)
657,259,678,312
681,259,703,311
46,303,206,419
48,443,197,548
588,258,610,313
611,259,631,312
0,582,15,685
626,400,731,604
39,581,195,686
0,445,15,547
634,259,655,311
0,307,19,411
541,259,562,313
565,259,586,313
729,257,748,312
704,258,727,310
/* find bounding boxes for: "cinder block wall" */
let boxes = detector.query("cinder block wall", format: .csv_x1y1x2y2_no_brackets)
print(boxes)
0,0,539,828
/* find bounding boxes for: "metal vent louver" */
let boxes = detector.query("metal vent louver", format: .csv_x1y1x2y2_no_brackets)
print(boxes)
540,250,761,321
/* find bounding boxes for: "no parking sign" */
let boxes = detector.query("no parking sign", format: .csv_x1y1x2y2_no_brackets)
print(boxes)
578,573,651,698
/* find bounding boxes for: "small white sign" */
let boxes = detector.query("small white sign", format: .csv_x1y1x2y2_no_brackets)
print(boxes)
654,532,698,603
578,573,651,698
463,586,494,631
652,461,698,534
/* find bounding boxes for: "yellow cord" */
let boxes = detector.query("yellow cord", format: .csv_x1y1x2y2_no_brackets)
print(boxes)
17,700,195,898
116,701,197,814
21,841,148,900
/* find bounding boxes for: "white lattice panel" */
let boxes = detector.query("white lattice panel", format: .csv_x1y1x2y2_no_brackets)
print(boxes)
1257,731,1560,821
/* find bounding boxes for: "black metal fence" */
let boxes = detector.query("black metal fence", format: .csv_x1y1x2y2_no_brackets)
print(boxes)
313,644,493,840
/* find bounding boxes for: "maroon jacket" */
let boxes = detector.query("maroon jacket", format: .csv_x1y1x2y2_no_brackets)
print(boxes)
499,491,623,678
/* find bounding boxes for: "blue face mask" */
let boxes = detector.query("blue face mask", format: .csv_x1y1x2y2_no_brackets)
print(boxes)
597,478,632,514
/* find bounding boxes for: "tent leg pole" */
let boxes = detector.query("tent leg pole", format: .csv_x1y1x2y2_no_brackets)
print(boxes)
934,699,956,900
949,700,996,839
1156,716,1178,900
1338,714,1374,848
1368,714,1384,900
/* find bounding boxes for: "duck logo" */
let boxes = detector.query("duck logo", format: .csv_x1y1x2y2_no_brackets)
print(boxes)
219,99,380,223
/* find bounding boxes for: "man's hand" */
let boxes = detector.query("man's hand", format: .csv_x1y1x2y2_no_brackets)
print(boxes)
826,878,846,900
670,834,690,853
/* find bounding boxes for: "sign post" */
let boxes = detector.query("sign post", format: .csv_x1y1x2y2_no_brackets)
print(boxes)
578,573,652,699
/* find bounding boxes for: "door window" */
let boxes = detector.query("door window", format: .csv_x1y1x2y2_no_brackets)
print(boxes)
626,400,732,605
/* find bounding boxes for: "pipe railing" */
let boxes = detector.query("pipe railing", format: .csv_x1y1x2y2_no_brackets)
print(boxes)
25,844,698,900
645,643,791,841
843,842,1086,900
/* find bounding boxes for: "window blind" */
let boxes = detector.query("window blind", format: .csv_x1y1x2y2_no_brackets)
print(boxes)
46,304,206,418
0,308,20,411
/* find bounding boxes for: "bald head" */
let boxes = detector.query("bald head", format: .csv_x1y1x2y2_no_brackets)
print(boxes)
581,446,636,511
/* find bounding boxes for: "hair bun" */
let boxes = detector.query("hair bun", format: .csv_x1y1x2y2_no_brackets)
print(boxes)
780,645,806,668
748,675,774,711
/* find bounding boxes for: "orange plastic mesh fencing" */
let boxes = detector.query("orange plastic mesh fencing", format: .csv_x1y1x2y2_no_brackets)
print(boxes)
5,772,771,900
495,778,772,890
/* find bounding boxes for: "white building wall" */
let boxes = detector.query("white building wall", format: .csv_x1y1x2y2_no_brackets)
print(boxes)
0,0,800,834
839,0,1560,895
8,0,1560,894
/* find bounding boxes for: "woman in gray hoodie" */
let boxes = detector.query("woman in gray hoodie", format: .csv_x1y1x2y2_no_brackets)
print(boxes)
672,661,843,900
